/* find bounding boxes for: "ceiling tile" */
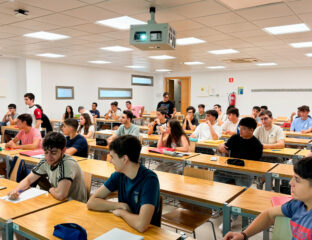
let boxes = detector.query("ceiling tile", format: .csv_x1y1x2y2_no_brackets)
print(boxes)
132,9,186,23
287,0,312,14
0,25,31,35
229,29,269,39
145,0,200,8
195,12,245,26
253,15,302,28
96,0,151,15
11,20,59,31
170,19,205,31
0,13,24,25
35,14,88,27
71,23,115,33
16,0,87,12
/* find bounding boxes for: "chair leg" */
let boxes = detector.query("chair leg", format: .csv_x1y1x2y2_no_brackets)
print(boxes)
193,230,196,239
208,220,217,240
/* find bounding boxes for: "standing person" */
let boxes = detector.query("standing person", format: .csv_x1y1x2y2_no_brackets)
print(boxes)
62,105,74,121
182,106,199,131
24,93,42,129
222,107,240,136
291,105,312,133
77,113,95,139
35,105,53,133
125,101,145,118
1,104,18,126
213,104,227,126
147,108,168,135
194,104,206,120
78,106,94,123
90,102,100,119
156,92,176,118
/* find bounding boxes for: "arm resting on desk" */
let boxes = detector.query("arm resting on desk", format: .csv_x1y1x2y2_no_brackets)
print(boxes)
65,147,77,156
49,179,71,201
263,139,285,149
6,138,40,150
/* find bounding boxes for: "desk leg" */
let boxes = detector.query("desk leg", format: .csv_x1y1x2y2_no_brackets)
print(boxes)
6,220,13,240
242,216,249,230
307,143,312,150
222,203,231,236
265,172,272,191
5,156,11,179
263,228,270,240
274,179,280,192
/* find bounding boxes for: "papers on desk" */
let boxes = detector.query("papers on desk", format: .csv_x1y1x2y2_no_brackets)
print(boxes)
94,228,144,240
0,188,48,203
31,154,45,159
98,130,116,134
271,196,292,207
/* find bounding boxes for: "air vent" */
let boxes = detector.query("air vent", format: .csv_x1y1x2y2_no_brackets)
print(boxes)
223,58,260,64
252,89,312,92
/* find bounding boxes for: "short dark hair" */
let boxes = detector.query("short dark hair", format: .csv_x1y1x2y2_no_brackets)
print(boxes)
123,110,134,120
214,104,221,109
109,135,141,163
92,102,98,107
260,105,268,110
259,110,273,118
206,110,218,120
111,101,118,106
198,104,205,109
17,114,32,126
294,157,312,186
157,107,168,115
43,132,66,151
299,105,310,112
126,101,131,105
24,93,35,101
8,103,16,109
186,106,196,114
163,92,169,97
227,107,239,117
78,106,84,112
64,118,79,131
239,117,257,130
252,106,261,112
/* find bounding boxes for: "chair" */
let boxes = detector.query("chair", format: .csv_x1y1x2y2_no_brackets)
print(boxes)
272,216,292,240
161,167,217,239
83,172,92,200
9,157,22,181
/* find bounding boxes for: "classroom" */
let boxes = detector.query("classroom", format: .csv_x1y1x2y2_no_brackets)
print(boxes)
1,0,312,240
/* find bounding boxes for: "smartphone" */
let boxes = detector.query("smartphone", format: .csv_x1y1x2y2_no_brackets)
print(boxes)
0,186,7,190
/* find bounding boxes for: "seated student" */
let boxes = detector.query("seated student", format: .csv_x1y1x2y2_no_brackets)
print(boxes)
1,103,18,126
35,104,53,133
147,107,168,135
87,135,161,233
105,101,122,130
125,101,145,118
251,106,261,123
8,132,87,202
260,105,268,112
182,106,199,131
5,114,42,150
291,105,312,133
78,106,94,123
62,105,74,121
224,157,312,240
194,104,206,120
62,118,88,158
214,104,227,126
222,107,240,136
90,102,100,119
77,113,95,139
107,110,140,145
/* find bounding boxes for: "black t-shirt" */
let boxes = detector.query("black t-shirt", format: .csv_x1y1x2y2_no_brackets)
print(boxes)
225,134,263,160
66,134,88,158
153,119,168,135
41,113,53,132
157,101,175,115
182,118,199,130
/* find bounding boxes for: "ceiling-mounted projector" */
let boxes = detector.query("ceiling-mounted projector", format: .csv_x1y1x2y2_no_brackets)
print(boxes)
130,7,176,50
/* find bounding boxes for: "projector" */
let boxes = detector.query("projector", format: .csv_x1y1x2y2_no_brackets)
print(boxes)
130,7,176,50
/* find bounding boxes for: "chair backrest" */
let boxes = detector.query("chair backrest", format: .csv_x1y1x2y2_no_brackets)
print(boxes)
9,157,23,181
189,141,196,153
272,216,292,240
184,166,214,181
83,172,92,200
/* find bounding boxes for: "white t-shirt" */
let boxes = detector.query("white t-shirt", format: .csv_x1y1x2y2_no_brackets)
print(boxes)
222,119,240,133
25,105,42,129
107,109,122,119
218,112,227,122
253,124,284,144
78,125,95,138
192,122,222,140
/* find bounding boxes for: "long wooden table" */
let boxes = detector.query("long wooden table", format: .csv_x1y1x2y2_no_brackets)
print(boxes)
284,131,312,139
1,125,19,143
262,148,300,159
95,118,121,130
268,163,294,192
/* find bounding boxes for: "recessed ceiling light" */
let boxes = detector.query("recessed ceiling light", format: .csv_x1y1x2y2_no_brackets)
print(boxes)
96,16,146,30
126,65,144,69
206,66,226,69
208,49,239,55
156,69,172,72
176,37,206,46
149,55,175,60
36,53,65,58
24,31,70,40
305,53,312,57
263,23,310,35
256,62,277,66
88,60,111,64
101,46,133,52
290,41,312,48
184,61,204,65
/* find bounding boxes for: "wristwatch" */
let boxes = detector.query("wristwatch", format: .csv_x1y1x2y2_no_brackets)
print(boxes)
241,232,248,240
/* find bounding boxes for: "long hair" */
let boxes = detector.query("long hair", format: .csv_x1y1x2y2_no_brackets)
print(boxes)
166,119,189,147
65,105,74,119
78,113,92,135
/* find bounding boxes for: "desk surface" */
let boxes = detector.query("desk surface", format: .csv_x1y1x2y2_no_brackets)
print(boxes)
296,149,311,157
19,154,88,165
141,146,198,161
229,188,290,215
196,140,225,148
187,154,277,175
0,178,61,223
0,143,24,157
95,118,121,123
270,164,294,178
1,125,19,131
13,200,180,240
284,131,312,138
262,148,300,156
78,159,115,180
285,138,312,144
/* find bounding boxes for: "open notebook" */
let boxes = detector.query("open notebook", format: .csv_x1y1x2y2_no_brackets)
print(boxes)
94,228,143,240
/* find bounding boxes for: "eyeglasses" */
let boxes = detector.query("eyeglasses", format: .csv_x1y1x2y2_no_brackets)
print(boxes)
260,117,269,121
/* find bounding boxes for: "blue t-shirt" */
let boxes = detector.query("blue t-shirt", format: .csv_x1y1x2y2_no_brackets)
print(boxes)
66,134,88,158
90,109,100,118
291,118,312,132
282,199,312,240
104,165,161,227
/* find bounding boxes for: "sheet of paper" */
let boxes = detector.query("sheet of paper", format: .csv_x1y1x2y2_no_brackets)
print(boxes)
94,228,144,240
0,188,48,203
32,154,45,159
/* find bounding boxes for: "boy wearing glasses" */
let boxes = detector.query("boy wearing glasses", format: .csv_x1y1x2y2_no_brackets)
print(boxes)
182,106,199,131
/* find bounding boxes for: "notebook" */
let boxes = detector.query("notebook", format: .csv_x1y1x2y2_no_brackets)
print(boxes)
271,196,292,207
149,147,175,154
94,228,143,240
0,188,47,203
20,149,44,157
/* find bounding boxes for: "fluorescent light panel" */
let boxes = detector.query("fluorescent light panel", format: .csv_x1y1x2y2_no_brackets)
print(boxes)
290,41,312,48
305,53,312,57
24,31,70,40
184,61,204,65
101,46,133,52
88,60,111,64
156,69,171,72
208,49,239,55
206,66,226,69
263,23,310,35
176,37,206,46
256,62,277,66
149,55,175,60
36,53,65,58
96,16,146,30
126,65,144,69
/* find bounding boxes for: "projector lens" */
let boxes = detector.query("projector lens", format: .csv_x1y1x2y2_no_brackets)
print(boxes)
134,32,147,41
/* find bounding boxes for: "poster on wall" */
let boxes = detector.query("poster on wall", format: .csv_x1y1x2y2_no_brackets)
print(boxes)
238,86,244,95
197,86,209,97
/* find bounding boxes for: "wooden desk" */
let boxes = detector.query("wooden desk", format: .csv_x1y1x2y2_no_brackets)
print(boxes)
285,137,312,148
95,118,121,129
78,159,115,180
141,134,160,143
1,125,19,143
139,125,149,133
262,148,300,158
296,149,311,157
18,154,88,165
284,131,312,139
0,144,24,157
195,140,225,150
13,200,180,240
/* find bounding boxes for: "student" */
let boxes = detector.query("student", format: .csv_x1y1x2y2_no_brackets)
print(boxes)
224,157,312,240
254,110,285,149
147,108,168,135
125,101,145,118
1,104,18,126
107,110,140,145
182,106,199,131
8,132,87,202
24,93,42,129
260,105,268,112
90,102,100,118
291,105,312,133
104,101,122,130
156,92,176,118
194,104,206,120
62,105,74,121
251,106,261,123
213,104,227,126
87,135,161,232
62,118,88,158
35,104,53,133
222,107,240,136
190,110,222,140
78,106,94,123
77,113,95,139
5,114,42,150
